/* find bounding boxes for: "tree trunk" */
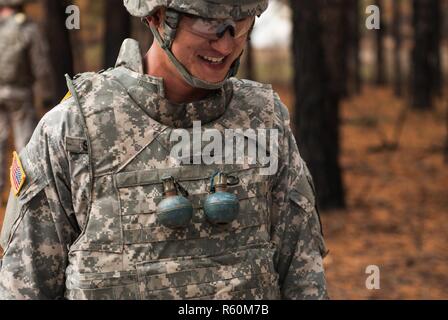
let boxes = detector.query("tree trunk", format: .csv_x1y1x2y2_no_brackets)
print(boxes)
348,0,361,95
42,0,74,101
321,0,349,98
292,0,346,210
353,0,361,94
445,103,448,163
411,0,441,109
431,0,442,97
393,0,402,96
375,0,386,86
104,0,131,68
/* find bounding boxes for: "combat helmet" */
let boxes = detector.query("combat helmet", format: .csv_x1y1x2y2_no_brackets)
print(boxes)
123,0,269,90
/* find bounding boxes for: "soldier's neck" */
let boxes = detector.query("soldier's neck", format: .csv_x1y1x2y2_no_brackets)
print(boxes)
144,46,210,104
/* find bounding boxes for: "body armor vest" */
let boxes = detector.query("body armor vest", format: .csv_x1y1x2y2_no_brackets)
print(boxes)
63,40,281,299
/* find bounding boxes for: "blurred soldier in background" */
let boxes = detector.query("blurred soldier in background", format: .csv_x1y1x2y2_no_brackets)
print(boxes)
0,0,52,199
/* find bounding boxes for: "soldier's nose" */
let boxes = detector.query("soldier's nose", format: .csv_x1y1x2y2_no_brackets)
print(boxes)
210,31,235,56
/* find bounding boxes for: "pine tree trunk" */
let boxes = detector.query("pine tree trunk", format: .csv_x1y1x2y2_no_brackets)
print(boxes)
431,0,442,97
353,0,362,94
42,0,74,101
411,0,441,109
375,0,386,86
321,0,349,98
393,0,402,96
348,0,361,95
104,0,131,68
292,0,345,210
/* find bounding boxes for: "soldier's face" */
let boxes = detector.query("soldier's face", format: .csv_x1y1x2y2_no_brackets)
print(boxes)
170,15,250,84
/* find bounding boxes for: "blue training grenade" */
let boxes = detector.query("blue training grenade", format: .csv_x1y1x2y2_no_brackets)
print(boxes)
204,172,239,225
157,176,193,228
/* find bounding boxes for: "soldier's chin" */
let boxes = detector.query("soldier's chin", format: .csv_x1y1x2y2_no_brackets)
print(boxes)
185,63,231,86
208,68,233,84
209,74,228,84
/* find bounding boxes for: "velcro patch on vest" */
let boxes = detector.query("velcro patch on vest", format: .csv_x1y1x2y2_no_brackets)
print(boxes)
66,136,88,154
10,151,26,196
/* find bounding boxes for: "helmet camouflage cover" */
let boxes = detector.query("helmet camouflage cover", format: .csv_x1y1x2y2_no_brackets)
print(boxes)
124,0,269,20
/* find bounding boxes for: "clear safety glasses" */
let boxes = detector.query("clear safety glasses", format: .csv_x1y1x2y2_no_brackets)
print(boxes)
180,13,255,41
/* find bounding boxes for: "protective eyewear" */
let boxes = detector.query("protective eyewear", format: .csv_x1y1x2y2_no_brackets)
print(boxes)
180,13,255,41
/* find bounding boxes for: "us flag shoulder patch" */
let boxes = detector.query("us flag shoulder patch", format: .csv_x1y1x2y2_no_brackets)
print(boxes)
10,151,26,196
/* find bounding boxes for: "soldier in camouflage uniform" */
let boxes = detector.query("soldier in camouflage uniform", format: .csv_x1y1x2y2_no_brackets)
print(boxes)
0,0,52,195
0,0,329,300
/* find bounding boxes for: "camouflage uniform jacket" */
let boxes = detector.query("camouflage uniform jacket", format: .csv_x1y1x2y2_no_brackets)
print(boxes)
0,12,52,102
0,39,328,300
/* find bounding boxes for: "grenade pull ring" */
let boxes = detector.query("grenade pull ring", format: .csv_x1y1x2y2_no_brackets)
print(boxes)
157,175,193,228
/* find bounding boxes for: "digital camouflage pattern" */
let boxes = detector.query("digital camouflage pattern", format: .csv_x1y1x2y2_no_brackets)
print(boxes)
124,0,269,20
0,39,328,300
0,11,51,192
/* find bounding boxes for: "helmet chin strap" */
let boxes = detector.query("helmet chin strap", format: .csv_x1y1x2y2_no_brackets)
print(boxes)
148,16,242,90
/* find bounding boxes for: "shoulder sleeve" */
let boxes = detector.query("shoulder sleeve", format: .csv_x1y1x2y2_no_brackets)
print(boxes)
270,93,329,300
0,99,84,299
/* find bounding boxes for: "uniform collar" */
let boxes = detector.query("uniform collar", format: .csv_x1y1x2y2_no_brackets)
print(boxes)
113,38,232,128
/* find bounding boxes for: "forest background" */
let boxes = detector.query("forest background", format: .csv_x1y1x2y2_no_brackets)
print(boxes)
1,0,447,299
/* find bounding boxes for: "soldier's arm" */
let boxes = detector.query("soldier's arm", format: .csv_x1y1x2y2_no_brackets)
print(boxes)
270,94,329,300
0,102,82,299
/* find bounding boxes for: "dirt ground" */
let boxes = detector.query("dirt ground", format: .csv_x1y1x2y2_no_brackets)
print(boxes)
272,84,448,299
0,86,447,299
320,87,448,300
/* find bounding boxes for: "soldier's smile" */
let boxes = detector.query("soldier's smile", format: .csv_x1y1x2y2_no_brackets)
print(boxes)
198,54,226,64
197,54,229,72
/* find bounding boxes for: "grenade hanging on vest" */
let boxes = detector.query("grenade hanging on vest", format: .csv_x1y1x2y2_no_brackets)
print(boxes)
157,176,193,228
204,172,239,225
